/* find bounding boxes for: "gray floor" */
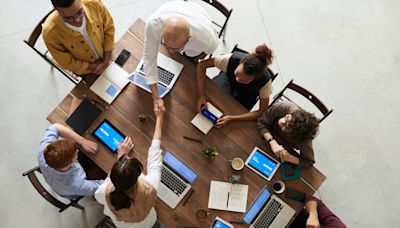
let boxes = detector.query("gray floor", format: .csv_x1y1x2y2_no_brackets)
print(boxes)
1,0,399,227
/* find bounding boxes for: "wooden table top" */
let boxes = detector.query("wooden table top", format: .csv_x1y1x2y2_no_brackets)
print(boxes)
47,19,326,227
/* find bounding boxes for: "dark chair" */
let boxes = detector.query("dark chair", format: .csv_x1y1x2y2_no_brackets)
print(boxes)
270,79,333,122
185,0,232,41
22,166,84,213
231,44,279,82
95,216,116,228
23,10,81,84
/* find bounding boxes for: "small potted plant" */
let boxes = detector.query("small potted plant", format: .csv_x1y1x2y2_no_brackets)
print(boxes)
202,145,218,160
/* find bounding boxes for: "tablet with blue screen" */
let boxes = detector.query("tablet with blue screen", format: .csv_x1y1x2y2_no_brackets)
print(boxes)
245,146,279,181
92,119,125,153
211,217,233,228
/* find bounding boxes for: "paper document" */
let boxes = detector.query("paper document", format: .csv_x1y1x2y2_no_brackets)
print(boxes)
90,62,129,104
191,102,223,134
208,180,248,213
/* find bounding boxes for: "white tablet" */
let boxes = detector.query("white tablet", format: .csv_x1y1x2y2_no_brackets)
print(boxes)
211,217,233,228
245,146,280,181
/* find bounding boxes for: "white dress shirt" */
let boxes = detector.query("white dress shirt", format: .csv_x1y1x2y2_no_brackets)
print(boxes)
95,139,162,228
143,0,219,84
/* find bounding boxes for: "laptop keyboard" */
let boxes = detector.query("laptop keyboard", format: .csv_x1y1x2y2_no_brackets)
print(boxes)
161,166,187,196
254,198,283,228
139,65,175,86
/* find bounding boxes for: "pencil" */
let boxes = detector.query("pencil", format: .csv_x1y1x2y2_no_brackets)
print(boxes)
183,136,202,143
182,189,195,206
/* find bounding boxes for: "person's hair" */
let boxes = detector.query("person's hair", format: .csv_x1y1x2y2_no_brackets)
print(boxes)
109,157,143,210
44,139,77,170
239,44,274,80
287,110,320,142
51,0,75,8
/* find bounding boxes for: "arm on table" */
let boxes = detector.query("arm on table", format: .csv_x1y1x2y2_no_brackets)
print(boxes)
53,123,98,154
196,58,215,112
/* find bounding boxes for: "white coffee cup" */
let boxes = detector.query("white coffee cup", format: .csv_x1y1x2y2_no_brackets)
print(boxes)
231,157,244,171
272,180,285,194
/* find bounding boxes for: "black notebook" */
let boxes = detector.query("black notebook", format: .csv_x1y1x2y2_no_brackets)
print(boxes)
66,98,102,136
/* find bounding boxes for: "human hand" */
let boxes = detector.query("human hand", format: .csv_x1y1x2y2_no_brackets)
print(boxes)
92,60,109,75
215,115,233,128
117,136,134,158
306,213,320,228
81,139,98,154
196,96,207,112
275,149,291,162
153,97,165,116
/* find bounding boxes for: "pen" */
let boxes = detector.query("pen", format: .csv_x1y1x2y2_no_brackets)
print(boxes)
183,136,202,143
226,192,230,208
229,221,244,224
182,189,194,206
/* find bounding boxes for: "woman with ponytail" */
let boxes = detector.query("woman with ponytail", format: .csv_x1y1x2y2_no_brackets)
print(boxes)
95,109,165,227
197,44,274,127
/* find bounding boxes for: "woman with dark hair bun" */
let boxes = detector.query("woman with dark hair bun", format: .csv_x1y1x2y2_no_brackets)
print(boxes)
95,109,165,227
197,44,274,128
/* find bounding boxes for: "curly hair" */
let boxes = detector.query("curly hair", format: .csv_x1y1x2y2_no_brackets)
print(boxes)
286,110,320,142
240,43,274,80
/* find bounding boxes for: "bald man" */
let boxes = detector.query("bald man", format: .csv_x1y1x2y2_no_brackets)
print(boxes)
143,1,219,114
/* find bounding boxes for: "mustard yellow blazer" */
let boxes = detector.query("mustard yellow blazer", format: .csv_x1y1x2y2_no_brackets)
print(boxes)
42,0,115,75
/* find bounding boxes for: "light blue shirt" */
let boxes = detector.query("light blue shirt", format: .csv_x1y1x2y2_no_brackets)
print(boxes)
37,125,104,199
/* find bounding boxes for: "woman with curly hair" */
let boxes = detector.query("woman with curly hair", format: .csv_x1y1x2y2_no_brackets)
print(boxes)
257,100,320,167
196,44,274,128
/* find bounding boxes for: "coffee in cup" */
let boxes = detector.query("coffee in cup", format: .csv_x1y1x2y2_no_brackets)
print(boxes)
195,208,209,220
272,180,285,194
231,157,244,171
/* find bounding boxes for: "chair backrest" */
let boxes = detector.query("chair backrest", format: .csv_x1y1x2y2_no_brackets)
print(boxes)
270,79,333,122
185,0,232,40
22,166,84,213
231,44,279,82
24,10,80,85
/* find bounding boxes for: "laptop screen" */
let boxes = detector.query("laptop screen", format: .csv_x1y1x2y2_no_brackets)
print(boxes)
247,148,279,179
242,186,271,224
128,72,169,97
163,151,197,184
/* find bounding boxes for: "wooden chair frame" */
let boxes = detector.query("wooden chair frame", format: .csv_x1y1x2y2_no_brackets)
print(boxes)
270,79,333,122
23,9,81,84
22,166,84,213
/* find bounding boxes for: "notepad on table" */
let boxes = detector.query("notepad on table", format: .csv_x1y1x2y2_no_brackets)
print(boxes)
191,102,223,135
208,180,248,213
90,62,129,104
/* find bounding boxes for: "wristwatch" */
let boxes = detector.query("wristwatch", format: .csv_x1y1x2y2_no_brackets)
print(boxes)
267,137,274,144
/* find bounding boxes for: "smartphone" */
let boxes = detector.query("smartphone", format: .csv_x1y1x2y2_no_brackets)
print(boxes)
115,49,131,67
201,108,218,123
285,187,306,202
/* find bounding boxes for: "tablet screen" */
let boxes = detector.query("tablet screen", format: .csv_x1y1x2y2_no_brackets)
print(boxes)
246,147,279,180
92,119,125,153
212,217,233,228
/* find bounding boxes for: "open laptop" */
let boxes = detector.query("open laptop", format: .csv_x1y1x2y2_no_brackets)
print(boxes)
157,151,198,209
242,186,296,228
128,53,183,97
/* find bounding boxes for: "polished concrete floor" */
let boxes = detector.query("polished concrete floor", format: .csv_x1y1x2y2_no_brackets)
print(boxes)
1,0,399,227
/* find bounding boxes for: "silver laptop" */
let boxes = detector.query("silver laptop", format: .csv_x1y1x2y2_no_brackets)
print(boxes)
242,186,296,228
157,151,198,209
129,53,183,97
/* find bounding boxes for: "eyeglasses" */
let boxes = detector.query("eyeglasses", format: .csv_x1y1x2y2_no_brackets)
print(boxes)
160,36,189,52
61,8,85,22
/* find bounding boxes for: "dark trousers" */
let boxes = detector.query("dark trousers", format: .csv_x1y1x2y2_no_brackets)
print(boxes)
78,150,107,180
